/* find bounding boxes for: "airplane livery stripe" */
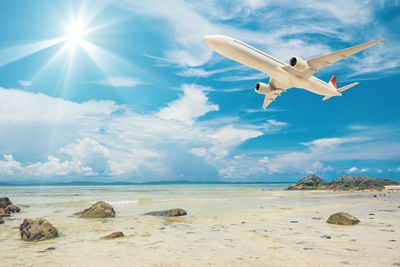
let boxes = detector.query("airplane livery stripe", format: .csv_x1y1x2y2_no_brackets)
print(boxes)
233,40,286,66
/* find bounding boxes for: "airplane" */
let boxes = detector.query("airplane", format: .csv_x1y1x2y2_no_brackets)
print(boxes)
203,35,385,110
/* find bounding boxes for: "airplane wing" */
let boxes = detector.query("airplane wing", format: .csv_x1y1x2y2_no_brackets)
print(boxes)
307,40,385,71
282,40,385,79
263,79,290,110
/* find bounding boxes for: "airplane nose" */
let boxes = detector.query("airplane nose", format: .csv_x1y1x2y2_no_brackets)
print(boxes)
203,34,230,49
203,35,217,46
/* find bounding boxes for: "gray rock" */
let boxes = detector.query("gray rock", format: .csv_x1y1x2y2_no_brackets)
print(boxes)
19,218,59,241
77,201,115,218
327,212,360,225
0,208,11,217
144,208,187,217
287,174,326,190
4,204,20,213
0,197,13,209
100,231,124,240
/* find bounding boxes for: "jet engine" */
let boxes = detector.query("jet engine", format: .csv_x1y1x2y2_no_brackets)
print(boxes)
254,82,271,94
289,56,309,72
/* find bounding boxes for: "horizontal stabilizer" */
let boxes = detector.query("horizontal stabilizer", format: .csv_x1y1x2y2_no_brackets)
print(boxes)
338,82,359,93
322,95,332,101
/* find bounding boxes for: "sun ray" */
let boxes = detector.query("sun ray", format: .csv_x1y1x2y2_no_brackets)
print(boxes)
0,37,66,68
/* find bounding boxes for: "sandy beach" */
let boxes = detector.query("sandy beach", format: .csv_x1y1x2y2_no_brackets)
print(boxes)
0,184,399,266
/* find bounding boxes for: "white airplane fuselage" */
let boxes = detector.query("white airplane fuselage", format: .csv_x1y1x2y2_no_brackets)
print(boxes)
204,35,340,97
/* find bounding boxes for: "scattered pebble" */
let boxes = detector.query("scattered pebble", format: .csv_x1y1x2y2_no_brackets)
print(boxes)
303,247,313,250
321,235,331,239
46,247,56,251
290,220,298,223
389,240,396,242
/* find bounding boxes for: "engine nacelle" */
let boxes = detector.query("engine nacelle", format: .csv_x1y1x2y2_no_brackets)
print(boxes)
289,56,309,72
254,82,271,94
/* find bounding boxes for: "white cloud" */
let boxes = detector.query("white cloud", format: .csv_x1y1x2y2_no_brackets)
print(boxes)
348,166,358,173
18,80,32,87
264,132,400,173
0,87,286,180
0,155,23,175
177,66,239,77
90,76,143,87
157,84,219,125
302,137,369,148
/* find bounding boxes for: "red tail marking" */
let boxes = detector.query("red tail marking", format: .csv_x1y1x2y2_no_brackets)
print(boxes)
330,75,337,89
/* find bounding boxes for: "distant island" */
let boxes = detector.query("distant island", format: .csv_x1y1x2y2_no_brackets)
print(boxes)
287,174,400,191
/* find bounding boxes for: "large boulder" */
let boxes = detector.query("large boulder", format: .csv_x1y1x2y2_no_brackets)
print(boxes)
144,208,187,217
19,218,59,241
0,197,13,209
287,174,326,190
100,231,124,240
77,201,115,218
327,212,360,225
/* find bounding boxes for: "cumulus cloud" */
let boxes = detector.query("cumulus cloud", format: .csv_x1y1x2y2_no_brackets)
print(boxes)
157,84,219,125
0,87,287,180
90,76,143,87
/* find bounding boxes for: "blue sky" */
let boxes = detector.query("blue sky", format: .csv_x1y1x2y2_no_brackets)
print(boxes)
0,0,399,182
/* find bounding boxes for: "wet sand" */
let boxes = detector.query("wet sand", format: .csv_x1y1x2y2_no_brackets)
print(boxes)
0,185,399,266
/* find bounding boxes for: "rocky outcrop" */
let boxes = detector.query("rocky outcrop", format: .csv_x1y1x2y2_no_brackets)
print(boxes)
0,209,11,217
144,208,187,217
4,204,20,213
100,231,124,240
287,174,400,191
19,218,59,241
327,212,360,225
287,174,327,190
0,197,12,208
0,197,21,213
76,201,115,218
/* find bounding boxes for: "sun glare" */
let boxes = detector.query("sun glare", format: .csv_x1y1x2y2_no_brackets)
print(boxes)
66,22,85,45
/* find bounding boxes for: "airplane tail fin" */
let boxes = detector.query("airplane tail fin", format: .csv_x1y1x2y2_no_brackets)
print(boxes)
323,79,359,101
328,75,337,89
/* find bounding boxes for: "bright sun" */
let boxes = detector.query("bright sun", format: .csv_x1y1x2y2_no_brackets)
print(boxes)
66,22,85,45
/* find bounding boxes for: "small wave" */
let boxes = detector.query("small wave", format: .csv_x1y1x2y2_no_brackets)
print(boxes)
89,200,139,205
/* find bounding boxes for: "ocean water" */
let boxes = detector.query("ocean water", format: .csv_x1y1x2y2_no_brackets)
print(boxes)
1,184,399,266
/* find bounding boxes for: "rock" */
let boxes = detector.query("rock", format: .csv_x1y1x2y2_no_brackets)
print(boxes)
144,208,187,217
100,231,124,240
287,174,327,190
0,217,4,224
327,212,360,225
19,218,59,241
0,197,13,208
0,208,11,217
287,174,400,191
4,204,20,213
77,201,115,218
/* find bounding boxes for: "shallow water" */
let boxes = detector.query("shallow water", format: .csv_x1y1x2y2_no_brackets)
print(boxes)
1,184,399,266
